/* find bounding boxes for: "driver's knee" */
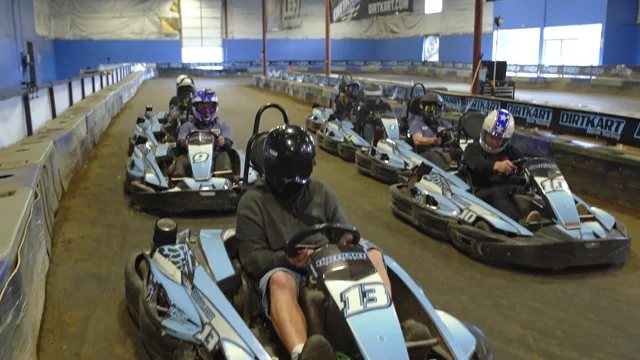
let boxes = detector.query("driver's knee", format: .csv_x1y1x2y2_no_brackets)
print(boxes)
269,270,299,299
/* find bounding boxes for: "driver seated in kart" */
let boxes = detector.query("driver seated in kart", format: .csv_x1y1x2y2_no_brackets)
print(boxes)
462,109,542,223
355,83,393,142
236,124,428,360
169,75,193,109
165,77,196,138
334,79,361,121
172,90,233,177
409,92,457,170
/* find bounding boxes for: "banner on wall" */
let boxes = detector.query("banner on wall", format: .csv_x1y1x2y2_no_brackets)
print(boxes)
267,0,302,31
330,0,413,23
424,35,439,62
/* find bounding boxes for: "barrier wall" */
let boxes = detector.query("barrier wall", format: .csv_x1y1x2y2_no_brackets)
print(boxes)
252,71,640,211
157,61,640,95
0,65,157,360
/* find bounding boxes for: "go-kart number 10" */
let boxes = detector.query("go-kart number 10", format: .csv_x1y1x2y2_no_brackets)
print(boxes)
459,209,477,224
340,282,391,318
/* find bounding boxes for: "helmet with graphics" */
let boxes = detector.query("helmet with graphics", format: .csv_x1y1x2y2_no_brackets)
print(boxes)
191,89,219,124
480,109,515,154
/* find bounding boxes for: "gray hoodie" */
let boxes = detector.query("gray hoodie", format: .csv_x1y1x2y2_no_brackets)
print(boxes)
236,178,347,280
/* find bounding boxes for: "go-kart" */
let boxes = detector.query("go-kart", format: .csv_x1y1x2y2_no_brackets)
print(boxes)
304,103,334,134
315,115,370,162
354,111,482,184
128,105,171,156
125,219,494,359
389,153,632,270
124,103,288,214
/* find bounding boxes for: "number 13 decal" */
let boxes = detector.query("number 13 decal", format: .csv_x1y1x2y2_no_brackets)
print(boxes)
340,282,391,318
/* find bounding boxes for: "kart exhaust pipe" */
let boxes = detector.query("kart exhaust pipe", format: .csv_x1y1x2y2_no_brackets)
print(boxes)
153,218,178,248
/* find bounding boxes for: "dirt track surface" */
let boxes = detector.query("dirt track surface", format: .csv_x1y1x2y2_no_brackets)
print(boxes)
37,77,640,360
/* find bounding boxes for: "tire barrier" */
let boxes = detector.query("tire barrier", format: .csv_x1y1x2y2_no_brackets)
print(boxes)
253,71,640,211
0,66,157,360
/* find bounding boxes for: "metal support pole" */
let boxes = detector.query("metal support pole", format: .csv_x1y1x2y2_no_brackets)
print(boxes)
471,0,483,95
68,81,74,106
23,93,33,136
262,0,267,76
81,78,86,99
325,0,331,76
48,86,57,119
223,0,228,39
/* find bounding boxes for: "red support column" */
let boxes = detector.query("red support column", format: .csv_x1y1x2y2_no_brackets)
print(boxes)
471,0,484,95
325,0,331,76
262,0,267,76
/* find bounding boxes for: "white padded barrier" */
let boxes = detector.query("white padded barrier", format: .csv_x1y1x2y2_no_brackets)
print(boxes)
0,65,157,360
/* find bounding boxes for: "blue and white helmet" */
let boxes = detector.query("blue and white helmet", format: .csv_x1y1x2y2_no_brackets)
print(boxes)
191,89,218,124
480,109,515,154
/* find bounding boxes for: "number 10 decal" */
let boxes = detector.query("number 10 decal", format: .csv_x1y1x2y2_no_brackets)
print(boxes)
459,208,477,224
340,282,391,318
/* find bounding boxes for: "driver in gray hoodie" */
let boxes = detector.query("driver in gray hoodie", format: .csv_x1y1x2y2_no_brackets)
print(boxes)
236,124,428,360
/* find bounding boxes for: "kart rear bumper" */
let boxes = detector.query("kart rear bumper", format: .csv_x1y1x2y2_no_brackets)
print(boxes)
449,224,631,270
337,142,359,162
318,133,340,154
356,150,411,184
127,180,240,213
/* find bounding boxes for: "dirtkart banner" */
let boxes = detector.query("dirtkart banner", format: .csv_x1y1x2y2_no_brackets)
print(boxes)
331,0,413,23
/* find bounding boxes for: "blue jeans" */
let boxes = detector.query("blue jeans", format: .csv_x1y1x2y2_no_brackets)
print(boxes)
258,239,382,319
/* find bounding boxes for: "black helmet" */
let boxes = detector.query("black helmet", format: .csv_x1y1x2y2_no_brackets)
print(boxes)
419,92,444,126
263,124,316,197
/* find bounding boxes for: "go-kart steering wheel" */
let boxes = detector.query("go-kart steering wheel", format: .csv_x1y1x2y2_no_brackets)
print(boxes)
186,130,220,147
285,223,362,258
435,128,456,146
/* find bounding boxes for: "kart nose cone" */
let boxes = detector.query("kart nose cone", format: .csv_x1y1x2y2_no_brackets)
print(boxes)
153,218,178,247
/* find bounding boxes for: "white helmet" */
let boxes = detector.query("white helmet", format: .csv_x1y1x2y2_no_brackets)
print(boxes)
480,109,515,154
176,75,188,86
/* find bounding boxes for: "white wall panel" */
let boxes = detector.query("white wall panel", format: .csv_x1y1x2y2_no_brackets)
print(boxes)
228,0,493,39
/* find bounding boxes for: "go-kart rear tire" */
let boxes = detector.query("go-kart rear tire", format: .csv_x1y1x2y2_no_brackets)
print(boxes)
124,252,145,326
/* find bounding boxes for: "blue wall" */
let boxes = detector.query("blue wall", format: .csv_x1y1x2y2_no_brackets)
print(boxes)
602,0,638,65
0,0,56,93
224,38,427,62
54,40,181,80
439,34,494,63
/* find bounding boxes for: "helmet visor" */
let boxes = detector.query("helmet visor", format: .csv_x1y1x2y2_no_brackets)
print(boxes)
194,102,218,117
480,130,509,154
278,157,314,184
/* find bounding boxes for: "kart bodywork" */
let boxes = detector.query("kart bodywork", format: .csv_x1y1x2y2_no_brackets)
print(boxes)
124,104,288,214
354,111,481,184
304,105,334,134
128,105,170,156
316,117,370,162
389,114,632,270
125,220,494,359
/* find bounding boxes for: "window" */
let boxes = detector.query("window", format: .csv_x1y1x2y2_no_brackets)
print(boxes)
180,0,223,63
423,36,440,61
424,0,443,14
181,47,224,64
542,24,602,66
492,28,541,65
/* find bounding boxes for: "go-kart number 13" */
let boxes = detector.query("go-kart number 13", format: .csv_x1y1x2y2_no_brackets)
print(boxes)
340,282,391,318
194,323,220,352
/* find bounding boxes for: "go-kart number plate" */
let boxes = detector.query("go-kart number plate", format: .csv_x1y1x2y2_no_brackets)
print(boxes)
192,152,210,163
459,209,477,224
195,323,220,352
340,282,391,318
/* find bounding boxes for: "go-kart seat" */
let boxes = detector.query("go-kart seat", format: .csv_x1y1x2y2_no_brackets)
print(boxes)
248,132,268,175
458,111,485,142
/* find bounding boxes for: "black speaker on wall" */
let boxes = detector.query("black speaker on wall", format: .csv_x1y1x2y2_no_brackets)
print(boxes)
481,61,507,81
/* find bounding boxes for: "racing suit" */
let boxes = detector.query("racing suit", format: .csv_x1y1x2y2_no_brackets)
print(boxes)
462,142,525,220
355,101,394,142
235,179,381,318
173,117,233,177
408,115,455,170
